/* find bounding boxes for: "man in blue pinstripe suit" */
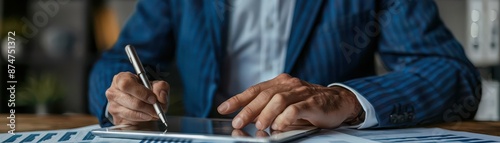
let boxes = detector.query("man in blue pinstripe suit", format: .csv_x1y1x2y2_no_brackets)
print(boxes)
89,0,482,130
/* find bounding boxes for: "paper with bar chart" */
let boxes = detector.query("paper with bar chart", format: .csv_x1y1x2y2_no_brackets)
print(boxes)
1,125,499,143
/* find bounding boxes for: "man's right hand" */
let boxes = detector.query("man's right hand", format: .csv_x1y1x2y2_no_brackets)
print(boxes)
105,72,170,125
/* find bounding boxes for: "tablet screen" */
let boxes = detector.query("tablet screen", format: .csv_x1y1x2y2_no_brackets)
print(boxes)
93,116,319,142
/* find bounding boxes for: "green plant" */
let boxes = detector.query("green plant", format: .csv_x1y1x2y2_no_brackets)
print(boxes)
17,73,64,106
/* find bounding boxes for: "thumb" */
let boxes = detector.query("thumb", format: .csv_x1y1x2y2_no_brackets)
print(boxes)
151,80,170,110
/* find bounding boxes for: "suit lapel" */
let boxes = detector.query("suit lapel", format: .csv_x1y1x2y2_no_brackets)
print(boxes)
284,0,323,73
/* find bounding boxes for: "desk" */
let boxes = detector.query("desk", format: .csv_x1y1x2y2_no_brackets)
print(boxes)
0,114,98,132
427,121,500,136
0,114,498,136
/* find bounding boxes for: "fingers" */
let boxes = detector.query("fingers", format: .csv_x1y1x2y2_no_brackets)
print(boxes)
272,94,347,130
219,74,298,115
108,101,156,122
218,79,274,115
152,80,170,104
233,85,291,129
272,101,310,130
256,88,311,130
108,72,171,125
106,88,158,118
152,80,170,111
113,72,157,104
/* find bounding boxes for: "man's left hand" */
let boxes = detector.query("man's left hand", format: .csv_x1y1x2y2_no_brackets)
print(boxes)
217,73,363,130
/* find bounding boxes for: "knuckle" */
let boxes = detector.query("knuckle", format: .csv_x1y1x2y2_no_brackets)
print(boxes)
105,89,114,99
309,96,324,105
124,110,136,119
112,74,119,82
117,78,133,90
287,105,300,117
122,71,134,76
308,95,333,113
277,73,291,79
135,88,149,100
242,106,257,117
260,90,273,98
109,109,117,116
126,110,143,120
272,93,287,104
265,105,282,118
247,86,260,95
108,103,119,114
255,90,276,105
294,86,308,92
230,96,242,104
267,108,283,118
156,81,170,88
115,72,131,80
288,77,301,84
129,99,143,109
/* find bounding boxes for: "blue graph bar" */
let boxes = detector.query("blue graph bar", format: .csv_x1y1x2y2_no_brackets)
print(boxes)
37,133,57,142
374,134,497,143
19,134,39,143
82,132,95,141
3,134,22,143
57,132,77,142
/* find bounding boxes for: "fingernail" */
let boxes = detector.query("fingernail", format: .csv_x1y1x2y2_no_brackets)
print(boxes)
256,121,263,129
272,123,278,130
217,102,229,113
148,96,156,104
233,117,243,128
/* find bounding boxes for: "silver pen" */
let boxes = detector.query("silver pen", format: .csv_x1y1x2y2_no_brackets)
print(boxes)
125,45,168,128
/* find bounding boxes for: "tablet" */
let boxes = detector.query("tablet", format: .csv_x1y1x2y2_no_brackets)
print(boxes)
91,116,319,143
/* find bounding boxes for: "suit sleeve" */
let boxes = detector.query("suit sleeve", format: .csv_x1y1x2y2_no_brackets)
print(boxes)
341,0,481,128
88,0,176,127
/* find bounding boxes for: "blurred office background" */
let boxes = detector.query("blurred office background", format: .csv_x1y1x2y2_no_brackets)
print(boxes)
0,0,186,116
0,0,499,121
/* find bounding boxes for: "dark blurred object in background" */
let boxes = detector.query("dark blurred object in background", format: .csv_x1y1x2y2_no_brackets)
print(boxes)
0,0,186,116
435,0,500,121
1,0,94,114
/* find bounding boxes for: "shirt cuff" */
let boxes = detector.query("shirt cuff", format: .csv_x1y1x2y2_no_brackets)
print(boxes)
328,83,378,129
105,103,114,125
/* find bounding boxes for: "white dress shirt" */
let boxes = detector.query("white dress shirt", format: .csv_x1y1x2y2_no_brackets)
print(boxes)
219,0,379,129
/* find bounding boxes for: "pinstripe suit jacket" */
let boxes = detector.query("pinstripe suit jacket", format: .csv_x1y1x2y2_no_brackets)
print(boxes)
89,0,482,128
